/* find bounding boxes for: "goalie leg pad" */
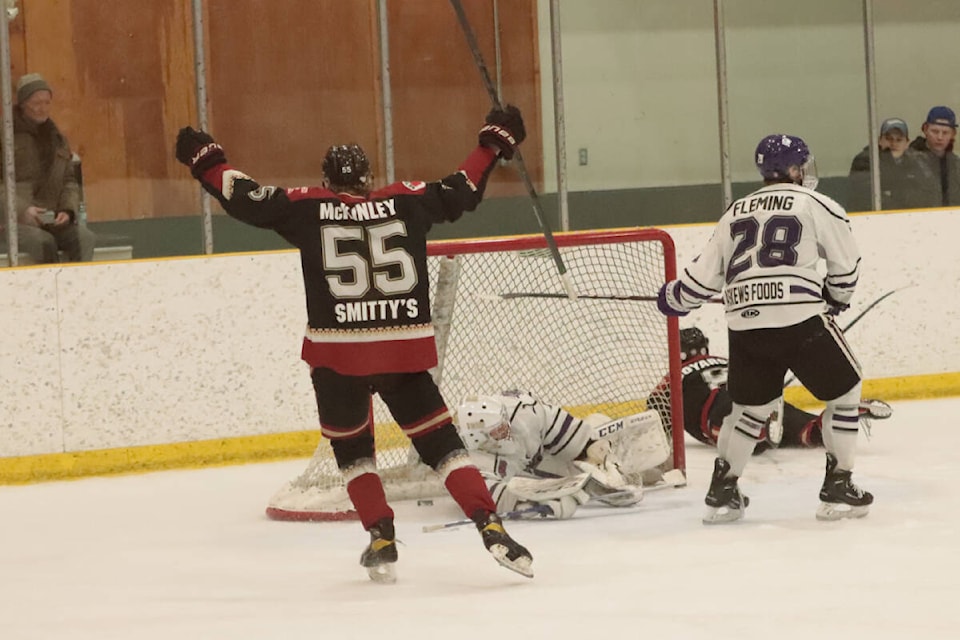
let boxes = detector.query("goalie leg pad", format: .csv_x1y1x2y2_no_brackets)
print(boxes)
506,473,591,501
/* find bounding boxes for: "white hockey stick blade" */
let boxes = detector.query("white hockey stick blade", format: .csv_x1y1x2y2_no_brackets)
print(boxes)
654,468,687,488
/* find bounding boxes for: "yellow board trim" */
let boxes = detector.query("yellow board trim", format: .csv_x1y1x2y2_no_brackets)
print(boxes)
2,372,958,485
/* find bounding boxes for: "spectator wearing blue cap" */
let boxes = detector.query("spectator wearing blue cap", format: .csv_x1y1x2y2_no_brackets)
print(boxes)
848,117,939,211
909,106,960,206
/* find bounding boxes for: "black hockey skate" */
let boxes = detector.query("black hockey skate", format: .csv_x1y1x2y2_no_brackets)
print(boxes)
360,517,398,583
472,510,534,578
816,453,873,521
703,457,750,524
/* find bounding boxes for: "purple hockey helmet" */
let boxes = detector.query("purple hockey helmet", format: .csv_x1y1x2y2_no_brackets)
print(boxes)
755,134,815,186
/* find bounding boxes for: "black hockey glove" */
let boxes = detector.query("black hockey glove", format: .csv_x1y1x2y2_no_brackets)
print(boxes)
822,286,850,316
176,126,227,178
479,105,526,160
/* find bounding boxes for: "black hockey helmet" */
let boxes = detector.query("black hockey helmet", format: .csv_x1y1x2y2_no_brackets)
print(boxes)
680,327,709,361
322,144,370,190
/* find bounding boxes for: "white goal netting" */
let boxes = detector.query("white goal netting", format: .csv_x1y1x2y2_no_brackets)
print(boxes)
266,228,685,520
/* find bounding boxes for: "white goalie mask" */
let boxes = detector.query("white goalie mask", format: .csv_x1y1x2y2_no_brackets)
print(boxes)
456,395,511,451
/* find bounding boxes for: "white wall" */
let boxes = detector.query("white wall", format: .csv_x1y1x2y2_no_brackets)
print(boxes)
1,209,957,459
535,0,960,192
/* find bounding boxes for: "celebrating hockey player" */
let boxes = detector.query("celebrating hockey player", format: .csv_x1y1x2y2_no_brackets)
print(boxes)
648,327,892,453
175,105,533,582
657,133,874,524
456,391,673,520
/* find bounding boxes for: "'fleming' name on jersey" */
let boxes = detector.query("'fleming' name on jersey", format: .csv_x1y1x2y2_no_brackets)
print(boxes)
731,194,795,216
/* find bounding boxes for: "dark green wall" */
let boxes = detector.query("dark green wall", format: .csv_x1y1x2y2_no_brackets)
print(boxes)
87,177,850,258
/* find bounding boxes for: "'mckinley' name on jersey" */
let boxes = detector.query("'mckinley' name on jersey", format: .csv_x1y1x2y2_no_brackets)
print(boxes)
724,280,787,306
319,200,398,221
731,194,795,216
334,298,419,323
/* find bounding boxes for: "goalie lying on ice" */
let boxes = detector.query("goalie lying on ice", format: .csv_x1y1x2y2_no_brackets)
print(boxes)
455,391,671,519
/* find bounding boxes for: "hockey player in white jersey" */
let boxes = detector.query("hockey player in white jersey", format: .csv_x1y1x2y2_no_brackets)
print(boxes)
456,392,669,519
657,133,872,524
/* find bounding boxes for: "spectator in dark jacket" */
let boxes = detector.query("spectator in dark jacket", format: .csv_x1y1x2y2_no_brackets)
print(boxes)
848,117,939,212
909,106,960,207
0,73,95,264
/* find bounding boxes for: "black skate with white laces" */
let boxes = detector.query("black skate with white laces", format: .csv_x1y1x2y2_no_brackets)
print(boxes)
360,518,398,583
472,510,534,578
817,453,873,521
703,457,750,524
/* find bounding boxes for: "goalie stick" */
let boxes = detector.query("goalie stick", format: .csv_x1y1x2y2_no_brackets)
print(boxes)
449,0,576,300
421,469,686,533
422,505,551,533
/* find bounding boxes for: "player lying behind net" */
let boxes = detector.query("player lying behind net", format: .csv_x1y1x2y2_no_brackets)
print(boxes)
648,328,893,455
455,391,674,520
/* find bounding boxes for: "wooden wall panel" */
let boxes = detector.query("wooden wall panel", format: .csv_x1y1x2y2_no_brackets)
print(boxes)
7,0,540,222
204,0,381,187
17,0,197,221
387,0,541,196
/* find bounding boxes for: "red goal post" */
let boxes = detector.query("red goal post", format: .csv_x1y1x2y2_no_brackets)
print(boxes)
266,227,685,521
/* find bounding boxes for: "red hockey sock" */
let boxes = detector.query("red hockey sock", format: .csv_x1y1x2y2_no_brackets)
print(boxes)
346,472,394,531
444,466,497,519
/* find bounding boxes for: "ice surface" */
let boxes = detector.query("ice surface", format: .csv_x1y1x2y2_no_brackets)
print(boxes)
2,398,958,640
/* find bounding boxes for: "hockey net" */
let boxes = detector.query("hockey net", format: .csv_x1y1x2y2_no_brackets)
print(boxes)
266,228,685,521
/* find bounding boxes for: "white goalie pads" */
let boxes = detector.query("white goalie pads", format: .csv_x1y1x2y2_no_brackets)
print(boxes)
506,472,591,502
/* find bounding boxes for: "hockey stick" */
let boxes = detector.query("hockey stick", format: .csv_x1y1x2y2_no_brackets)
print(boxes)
422,504,551,533
449,0,577,300
499,292,724,304
783,286,909,386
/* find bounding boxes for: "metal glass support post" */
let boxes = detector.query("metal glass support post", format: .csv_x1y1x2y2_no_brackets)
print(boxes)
1,5,17,266
377,0,396,184
713,0,732,209
549,0,569,231
191,0,213,254
862,0,881,213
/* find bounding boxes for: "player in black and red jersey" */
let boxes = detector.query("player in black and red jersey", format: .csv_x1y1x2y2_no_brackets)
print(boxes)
648,327,892,453
175,106,532,582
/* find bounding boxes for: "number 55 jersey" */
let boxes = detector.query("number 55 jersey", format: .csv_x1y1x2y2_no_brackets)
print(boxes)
193,145,500,375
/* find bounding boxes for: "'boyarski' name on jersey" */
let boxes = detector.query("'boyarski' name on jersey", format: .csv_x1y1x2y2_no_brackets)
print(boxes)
194,146,500,376
669,183,860,329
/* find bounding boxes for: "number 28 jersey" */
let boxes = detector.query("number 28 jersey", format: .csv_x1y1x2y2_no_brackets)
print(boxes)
676,183,861,330
195,146,500,376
